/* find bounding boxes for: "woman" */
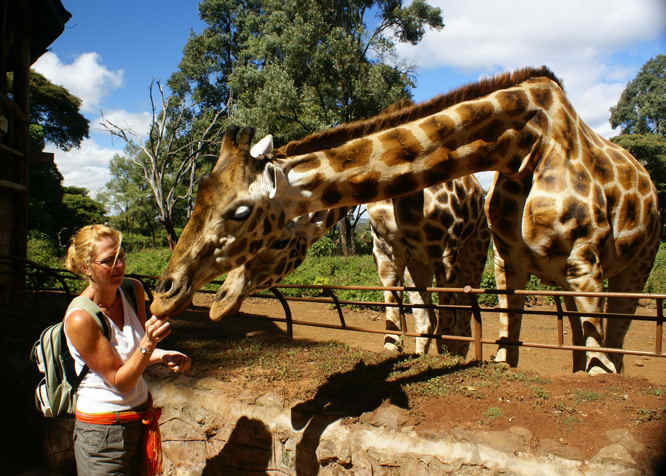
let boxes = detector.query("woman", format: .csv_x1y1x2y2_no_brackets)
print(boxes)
64,224,191,475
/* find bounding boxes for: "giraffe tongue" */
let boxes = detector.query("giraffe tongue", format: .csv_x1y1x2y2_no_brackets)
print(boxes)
209,269,246,321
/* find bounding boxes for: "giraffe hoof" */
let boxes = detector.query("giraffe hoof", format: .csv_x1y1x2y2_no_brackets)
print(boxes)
587,356,617,375
493,348,507,363
587,366,606,376
383,342,402,353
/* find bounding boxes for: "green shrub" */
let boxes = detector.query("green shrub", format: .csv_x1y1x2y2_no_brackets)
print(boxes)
308,235,337,257
26,231,61,268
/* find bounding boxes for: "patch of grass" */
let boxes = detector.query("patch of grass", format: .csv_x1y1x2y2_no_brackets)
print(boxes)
532,386,549,403
647,387,663,398
573,390,602,403
484,406,503,419
644,241,666,294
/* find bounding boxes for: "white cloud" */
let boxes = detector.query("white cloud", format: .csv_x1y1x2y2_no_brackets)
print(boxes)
32,52,124,113
93,110,153,139
46,139,124,198
397,1,663,71
396,0,664,137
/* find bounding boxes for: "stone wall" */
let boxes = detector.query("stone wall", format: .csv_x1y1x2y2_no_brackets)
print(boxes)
147,369,644,476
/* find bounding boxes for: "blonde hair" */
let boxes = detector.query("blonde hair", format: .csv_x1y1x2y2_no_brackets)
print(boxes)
65,224,123,276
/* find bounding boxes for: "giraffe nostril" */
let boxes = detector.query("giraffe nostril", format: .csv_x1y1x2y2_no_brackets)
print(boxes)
157,278,174,295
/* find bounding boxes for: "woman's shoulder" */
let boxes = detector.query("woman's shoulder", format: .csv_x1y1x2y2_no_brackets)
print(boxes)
65,306,104,337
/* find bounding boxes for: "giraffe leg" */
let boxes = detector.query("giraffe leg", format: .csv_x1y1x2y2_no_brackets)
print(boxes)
562,296,586,372
565,246,617,374
373,242,405,353
604,265,651,373
405,264,436,355
493,247,528,367
435,254,470,357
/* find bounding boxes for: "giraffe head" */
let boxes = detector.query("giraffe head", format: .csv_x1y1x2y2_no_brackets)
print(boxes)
151,126,286,316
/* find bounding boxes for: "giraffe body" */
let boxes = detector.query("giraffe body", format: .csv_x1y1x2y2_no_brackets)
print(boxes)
152,67,660,374
369,176,489,356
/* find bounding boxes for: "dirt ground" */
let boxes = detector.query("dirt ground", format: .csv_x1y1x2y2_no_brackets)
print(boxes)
183,292,666,472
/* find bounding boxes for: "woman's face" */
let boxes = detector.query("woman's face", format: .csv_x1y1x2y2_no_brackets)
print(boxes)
89,236,125,287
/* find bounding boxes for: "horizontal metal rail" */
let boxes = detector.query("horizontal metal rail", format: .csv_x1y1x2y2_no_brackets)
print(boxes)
19,265,666,363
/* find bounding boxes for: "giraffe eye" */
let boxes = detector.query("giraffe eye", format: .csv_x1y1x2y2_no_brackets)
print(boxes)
230,204,252,221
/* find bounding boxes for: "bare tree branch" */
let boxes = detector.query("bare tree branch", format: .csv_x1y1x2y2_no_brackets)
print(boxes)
98,80,224,248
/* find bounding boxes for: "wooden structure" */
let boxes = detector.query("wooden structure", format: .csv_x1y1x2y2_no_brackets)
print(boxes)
0,0,70,306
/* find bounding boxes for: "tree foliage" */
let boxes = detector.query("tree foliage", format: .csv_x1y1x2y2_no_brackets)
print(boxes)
609,55,665,136
28,70,89,151
26,71,93,245
171,0,443,145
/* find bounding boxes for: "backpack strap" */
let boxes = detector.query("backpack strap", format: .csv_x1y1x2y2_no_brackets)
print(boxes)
64,296,110,390
120,278,139,314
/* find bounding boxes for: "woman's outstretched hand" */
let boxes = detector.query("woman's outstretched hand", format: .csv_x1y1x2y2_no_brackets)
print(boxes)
161,350,191,373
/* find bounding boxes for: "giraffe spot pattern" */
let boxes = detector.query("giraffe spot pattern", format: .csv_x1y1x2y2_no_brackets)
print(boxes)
324,139,373,173
419,114,456,144
322,184,343,206
379,128,424,167
349,171,381,203
454,100,495,127
529,86,553,110
384,173,419,199
568,162,591,197
495,90,529,114
619,194,640,231
290,155,321,173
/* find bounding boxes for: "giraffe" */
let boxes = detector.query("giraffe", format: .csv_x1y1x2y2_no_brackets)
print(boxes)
151,66,660,375
209,207,347,320
368,176,489,356
210,176,489,358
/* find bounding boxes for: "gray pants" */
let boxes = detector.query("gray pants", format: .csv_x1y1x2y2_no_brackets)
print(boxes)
73,419,144,475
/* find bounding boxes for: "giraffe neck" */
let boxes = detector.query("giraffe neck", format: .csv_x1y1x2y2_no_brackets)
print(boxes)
274,77,555,218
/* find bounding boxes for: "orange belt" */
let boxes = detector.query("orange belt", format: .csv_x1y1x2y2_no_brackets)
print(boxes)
75,408,145,424
75,397,163,475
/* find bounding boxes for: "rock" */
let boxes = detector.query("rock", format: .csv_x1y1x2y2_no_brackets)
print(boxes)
605,429,645,453
591,443,636,466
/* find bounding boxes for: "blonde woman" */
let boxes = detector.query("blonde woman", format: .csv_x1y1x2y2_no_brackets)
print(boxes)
64,224,190,475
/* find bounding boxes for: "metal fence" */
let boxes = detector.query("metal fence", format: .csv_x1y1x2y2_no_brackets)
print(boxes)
18,260,666,362
197,281,666,362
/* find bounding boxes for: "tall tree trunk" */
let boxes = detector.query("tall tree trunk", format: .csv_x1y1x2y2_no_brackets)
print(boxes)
337,216,355,256
337,220,350,256
163,219,179,250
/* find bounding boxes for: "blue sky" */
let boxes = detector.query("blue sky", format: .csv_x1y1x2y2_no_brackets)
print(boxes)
34,0,665,197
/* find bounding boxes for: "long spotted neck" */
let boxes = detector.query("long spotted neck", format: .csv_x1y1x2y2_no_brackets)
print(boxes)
273,77,556,219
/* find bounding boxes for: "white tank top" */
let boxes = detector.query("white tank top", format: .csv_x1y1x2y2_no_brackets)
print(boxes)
65,287,149,413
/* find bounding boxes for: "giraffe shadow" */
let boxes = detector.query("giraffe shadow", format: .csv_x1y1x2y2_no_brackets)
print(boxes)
290,355,478,475
203,416,272,475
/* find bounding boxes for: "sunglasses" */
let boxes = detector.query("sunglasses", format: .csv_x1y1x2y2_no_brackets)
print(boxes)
94,250,126,267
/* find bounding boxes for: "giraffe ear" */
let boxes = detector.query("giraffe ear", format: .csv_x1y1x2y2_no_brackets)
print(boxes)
250,134,274,159
262,161,288,200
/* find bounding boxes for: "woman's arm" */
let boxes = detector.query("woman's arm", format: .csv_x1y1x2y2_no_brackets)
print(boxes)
128,278,191,373
65,309,171,394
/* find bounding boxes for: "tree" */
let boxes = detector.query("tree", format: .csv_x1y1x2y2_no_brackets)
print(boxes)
100,80,223,249
227,0,443,144
172,0,442,255
97,154,163,244
25,71,90,243
60,187,108,235
609,55,665,136
28,70,90,151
